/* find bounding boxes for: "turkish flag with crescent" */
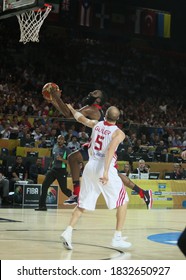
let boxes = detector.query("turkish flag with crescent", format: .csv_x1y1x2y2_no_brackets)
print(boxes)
140,9,156,36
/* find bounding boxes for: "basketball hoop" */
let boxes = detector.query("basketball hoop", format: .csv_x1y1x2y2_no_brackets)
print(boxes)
16,4,52,44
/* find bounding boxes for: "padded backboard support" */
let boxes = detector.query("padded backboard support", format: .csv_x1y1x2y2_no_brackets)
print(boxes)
0,0,44,19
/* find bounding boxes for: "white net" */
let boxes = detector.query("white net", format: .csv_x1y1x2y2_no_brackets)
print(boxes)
16,5,52,44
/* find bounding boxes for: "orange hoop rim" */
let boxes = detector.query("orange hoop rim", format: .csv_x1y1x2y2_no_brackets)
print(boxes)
34,3,52,13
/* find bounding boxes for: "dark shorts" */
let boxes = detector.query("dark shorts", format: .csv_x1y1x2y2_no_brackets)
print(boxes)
80,146,89,161
68,146,89,161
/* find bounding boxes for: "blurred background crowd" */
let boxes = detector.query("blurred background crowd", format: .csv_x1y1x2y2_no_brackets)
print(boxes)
0,23,185,153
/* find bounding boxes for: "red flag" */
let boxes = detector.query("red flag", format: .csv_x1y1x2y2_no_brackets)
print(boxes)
140,9,156,36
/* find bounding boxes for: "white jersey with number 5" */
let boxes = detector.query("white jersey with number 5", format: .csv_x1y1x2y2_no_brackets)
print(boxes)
78,120,128,210
88,120,118,165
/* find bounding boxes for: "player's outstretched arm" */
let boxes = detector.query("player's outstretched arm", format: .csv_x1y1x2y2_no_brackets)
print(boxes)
66,104,98,128
50,88,73,118
50,89,95,119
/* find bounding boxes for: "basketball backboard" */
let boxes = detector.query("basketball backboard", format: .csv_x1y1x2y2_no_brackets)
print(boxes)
0,0,44,19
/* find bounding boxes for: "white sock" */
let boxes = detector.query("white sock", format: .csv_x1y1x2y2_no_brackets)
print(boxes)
66,226,73,232
114,231,122,239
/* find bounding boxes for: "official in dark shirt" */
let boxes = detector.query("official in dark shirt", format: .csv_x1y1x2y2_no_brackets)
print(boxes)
35,135,72,211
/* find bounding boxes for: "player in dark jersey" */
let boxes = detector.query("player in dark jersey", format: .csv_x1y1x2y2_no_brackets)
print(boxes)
51,89,105,203
66,91,105,202
49,88,153,209
177,150,186,257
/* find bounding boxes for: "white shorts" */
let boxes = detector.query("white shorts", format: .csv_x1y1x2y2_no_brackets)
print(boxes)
78,159,129,210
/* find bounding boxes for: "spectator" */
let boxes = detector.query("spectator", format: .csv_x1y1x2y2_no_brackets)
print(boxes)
46,128,58,146
172,134,182,147
65,128,74,144
0,123,11,139
133,139,142,153
159,101,167,114
18,125,31,139
172,163,185,180
154,140,167,161
118,145,135,162
19,133,35,147
10,156,33,191
129,132,137,146
159,148,174,162
118,135,132,153
119,163,131,177
60,122,68,138
38,135,49,148
78,125,89,142
20,115,32,129
29,158,45,184
140,134,150,146
145,164,151,173
26,101,34,115
69,124,79,138
78,130,89,146
0,164,10,205
31,127,43,141
133,159,149,178
67,136,80,153
150,134,160,147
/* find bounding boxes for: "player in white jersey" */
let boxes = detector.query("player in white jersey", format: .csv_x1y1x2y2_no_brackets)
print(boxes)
80,119,127,210
60,105,132,250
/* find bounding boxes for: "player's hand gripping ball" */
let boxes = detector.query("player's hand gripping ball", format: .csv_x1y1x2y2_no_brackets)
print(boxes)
42,82,61,102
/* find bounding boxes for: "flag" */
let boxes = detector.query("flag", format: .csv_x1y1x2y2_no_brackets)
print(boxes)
47,0,60,22
60,0,71,26
135,9,156,36
110,2,134,34
164,13,171,38
61,0,70,11
78,0,93,27
110,7,136,35
111,13,125,30
157,12,171,38
134,9,142,34
94,3,110,29
140,9,156,36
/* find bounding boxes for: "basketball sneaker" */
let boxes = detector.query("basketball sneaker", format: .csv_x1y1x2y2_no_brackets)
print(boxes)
143,189,153,209
63,195,78,205
111,237,132,249
60,230,73,250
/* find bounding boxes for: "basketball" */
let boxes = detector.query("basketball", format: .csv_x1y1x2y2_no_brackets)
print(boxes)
42,82,61,101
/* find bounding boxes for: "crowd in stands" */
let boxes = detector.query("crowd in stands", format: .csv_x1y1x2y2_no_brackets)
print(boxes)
0,19,186,204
